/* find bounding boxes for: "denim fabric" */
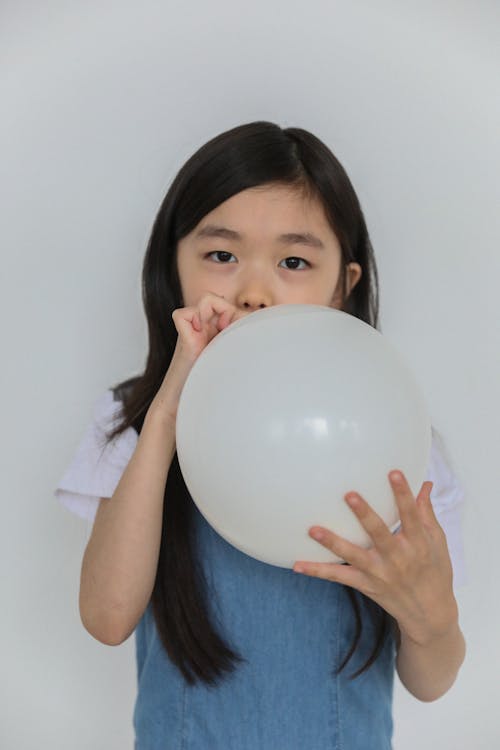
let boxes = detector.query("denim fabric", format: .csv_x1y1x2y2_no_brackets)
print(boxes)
133,505,396,749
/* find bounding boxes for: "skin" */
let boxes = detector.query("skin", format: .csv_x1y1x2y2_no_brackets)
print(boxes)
176,184,465,699
176,183,362,314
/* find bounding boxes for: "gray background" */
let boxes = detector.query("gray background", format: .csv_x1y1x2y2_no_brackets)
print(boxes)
1,1,498,747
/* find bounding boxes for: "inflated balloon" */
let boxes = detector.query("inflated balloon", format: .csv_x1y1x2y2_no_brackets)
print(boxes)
175,304,431,568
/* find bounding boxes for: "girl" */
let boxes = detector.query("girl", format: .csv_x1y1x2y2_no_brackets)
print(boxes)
55,121,466,749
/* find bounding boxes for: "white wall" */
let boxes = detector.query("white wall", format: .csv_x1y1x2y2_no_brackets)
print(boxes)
2,1,498,747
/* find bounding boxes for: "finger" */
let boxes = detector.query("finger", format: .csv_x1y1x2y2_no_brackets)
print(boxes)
417,481,441,528
389,471,425,539
293,559,367,590
308,526,372,571
198,295,219,327
216,308,236,331
198,294,234,329
172,308,200,336
344,492,396,555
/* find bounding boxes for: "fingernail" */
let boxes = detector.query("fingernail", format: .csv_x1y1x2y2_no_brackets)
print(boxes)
345,493,359,507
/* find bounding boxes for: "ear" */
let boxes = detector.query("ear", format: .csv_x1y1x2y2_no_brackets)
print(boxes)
329,263,363,309
345,263,362,296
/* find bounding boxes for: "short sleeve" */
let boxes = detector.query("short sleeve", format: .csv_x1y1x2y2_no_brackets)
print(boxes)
54,389,138,525
424,429,467,590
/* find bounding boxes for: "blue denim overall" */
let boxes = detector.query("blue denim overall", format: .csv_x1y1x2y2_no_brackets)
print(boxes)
133,504,396,749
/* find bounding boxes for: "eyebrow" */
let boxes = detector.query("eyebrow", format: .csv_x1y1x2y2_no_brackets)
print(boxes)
194,224,325,250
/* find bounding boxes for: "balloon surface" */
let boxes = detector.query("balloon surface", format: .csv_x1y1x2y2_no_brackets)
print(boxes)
175,304,431,568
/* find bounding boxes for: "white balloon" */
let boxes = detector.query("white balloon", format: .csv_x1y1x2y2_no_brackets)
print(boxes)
176,304,431,568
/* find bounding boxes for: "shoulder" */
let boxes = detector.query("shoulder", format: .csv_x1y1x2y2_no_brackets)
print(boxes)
54,387,138,523
425,427,467,588
425,427,465,511
93,387,138,458
92,388,125,427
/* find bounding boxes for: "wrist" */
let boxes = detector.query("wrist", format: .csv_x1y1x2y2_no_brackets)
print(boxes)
399,599,460,648
150,362,192,425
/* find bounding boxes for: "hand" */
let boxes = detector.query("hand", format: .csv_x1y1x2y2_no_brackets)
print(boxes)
172,291,241,364
151,293,241,423
293,471,459,646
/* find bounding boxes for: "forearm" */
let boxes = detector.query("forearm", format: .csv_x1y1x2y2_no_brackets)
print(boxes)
396,617,466,702
80,404,176,644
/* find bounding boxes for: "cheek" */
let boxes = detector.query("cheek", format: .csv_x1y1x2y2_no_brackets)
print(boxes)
176,257,203,307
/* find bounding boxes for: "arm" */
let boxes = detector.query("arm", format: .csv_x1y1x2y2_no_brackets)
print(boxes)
395,613,466,702
293,473,467,702
79,367,186,645
79,294,238,645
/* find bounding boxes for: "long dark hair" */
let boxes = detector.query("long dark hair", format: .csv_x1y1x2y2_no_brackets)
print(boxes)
106,121,398,686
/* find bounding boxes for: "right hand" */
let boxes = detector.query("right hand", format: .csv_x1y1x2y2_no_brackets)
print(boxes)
151,293,242,422
171,292,242,364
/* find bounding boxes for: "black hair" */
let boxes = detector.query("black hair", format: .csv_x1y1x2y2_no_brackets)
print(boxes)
106,120,398,685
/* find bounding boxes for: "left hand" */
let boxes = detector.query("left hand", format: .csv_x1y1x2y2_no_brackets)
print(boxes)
293,471,458,645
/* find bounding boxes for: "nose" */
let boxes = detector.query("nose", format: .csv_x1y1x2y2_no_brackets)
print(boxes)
232,302,267,324
244,301,266,311
236,293,270,316
233,267,274,317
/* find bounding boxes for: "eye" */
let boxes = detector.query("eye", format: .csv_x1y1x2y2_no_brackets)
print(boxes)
205,251,237,264
205,251,311,270
280,257,311,271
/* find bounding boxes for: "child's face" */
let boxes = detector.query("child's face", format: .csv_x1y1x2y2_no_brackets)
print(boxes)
176,184,362,319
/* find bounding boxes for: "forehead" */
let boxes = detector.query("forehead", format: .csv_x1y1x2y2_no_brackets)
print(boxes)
192,184,334,239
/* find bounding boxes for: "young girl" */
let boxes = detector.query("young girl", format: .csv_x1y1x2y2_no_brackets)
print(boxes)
55,121,466,749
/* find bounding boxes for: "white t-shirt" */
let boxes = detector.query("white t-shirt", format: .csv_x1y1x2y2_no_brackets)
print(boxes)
55,389,467,588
